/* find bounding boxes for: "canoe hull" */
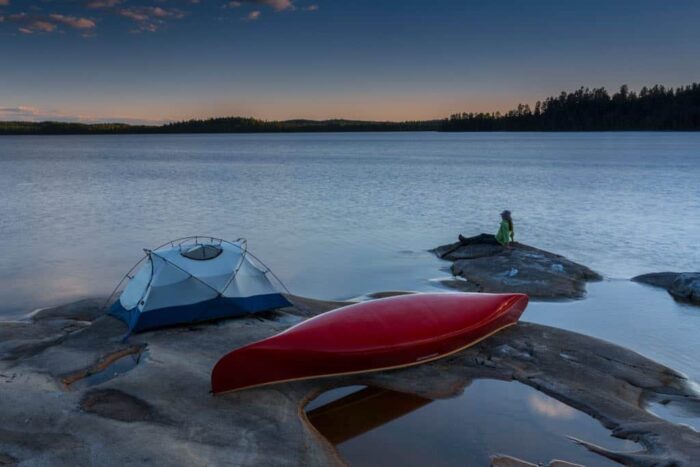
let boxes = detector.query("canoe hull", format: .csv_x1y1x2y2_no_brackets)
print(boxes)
211,293,528,394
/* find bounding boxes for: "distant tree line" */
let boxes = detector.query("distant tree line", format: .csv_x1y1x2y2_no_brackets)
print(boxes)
443,83,700,131
0,117,440,135
2,82,699,135
0,121,142,135
160,117,440,133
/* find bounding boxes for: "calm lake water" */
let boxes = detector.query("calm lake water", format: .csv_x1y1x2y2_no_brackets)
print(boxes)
2,132,699,463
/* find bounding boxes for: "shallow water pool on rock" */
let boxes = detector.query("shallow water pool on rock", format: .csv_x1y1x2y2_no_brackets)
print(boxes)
643,392,700,433
305,380,638,466
68,350,145,390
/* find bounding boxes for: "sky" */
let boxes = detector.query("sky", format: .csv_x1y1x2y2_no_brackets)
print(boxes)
1,0,699,123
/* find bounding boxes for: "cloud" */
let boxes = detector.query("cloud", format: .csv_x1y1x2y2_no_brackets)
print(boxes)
231,0,295,12
119,7,185,22
3,0,308,36
229,0,297,19
49,14,96,30
29,20,55,32
119,9,149,22
0,106,41,116
138,23,158,33
3,12,95,34
0,105,168,125
0,106,71,120
258,0,294,11
150,7,184,19
527,394,576,419
86,0,121,8
119,6,184,32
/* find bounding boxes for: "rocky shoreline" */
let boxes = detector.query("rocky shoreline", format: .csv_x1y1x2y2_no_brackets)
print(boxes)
1,294,699,466
632,272,700,306
432,234,602,299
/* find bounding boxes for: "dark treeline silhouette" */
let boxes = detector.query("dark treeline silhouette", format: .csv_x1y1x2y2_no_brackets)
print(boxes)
0,121,140,135
161,117,440,133
2,82,699,134
443,83,700,131
0,117,440,135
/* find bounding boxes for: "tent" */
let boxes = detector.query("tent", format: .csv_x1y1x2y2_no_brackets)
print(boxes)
109,236,291,333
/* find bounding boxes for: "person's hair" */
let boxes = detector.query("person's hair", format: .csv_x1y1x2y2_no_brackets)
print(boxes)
501,211,513,232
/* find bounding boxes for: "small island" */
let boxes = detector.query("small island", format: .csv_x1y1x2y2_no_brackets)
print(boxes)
432,234,602,299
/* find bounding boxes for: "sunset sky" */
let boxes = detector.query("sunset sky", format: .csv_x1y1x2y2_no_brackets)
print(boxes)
1,0,699,123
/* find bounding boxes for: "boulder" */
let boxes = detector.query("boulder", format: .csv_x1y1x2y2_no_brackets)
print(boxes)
432,234,601,299
633,272,700,306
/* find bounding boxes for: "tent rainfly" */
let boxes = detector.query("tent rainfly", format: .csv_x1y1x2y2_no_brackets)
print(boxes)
109,236,291,333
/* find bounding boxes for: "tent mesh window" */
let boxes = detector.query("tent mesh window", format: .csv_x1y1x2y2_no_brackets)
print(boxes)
181,244,223,261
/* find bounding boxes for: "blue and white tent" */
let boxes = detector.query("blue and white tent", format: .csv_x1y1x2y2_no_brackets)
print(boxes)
109,237,291,333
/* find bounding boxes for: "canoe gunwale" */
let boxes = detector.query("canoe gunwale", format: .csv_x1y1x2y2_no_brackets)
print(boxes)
256,296,521,353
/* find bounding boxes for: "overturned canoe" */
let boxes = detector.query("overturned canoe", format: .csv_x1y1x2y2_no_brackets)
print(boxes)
211,292,528,394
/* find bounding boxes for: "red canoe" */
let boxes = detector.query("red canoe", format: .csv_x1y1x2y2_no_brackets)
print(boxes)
211,292,528,394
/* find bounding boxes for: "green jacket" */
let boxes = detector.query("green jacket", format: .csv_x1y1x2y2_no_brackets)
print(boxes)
496,220,513,245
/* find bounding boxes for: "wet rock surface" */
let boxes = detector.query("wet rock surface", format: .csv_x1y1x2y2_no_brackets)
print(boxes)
0,453,18,465
80,388,162,423
1,294,699,466
633,272,700,306
432,234,602,299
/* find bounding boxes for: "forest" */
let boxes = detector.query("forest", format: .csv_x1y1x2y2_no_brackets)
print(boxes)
1,83,699,134
443,83,700,131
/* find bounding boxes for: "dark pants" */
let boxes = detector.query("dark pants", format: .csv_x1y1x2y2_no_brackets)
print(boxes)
458,233,501,246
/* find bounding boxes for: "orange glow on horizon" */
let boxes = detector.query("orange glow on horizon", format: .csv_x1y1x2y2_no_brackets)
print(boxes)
160,93,529,122
4,93,534,124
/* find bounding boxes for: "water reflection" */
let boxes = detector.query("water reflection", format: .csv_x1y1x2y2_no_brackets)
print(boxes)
643,392,700,432
527,393,576,419
306,386,432,444
306,380,637,467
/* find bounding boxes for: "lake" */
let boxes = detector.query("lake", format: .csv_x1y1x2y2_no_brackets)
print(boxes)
1,132,699,462
2,132,698,309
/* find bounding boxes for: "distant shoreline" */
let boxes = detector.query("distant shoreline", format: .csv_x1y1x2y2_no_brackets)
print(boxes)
3,82,699,135
2,127,699,136
0,118,443,136
1,119,699,136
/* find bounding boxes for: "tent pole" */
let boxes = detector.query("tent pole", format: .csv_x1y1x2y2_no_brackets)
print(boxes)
244,250,293,296
218,240,249,297
100,254,148,312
